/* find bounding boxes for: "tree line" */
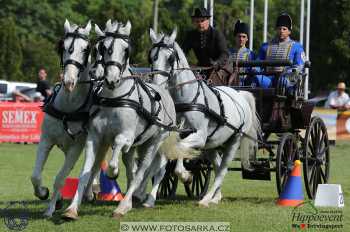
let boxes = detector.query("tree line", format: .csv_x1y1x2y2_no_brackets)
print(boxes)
0,0,349,94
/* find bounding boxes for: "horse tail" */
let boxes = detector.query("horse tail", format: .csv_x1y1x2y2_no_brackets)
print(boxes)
158,131,201,160
239,91,261,169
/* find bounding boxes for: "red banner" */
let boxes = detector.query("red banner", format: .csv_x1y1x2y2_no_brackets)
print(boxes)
0,102,44,142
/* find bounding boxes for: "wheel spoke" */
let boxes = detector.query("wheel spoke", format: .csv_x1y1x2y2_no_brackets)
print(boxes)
199,171,204,190
320,167,327,183
282,172,288,186
307,142,315,157
318,145,329,157
308,163,317,184
312,166,320,195
195,174,200,196
319,130,326,145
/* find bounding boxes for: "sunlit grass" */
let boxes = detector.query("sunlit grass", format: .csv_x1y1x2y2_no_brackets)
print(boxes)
0,141,348,232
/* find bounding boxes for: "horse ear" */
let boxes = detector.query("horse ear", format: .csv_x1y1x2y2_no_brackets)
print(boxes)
106,19,112,30
121,21,131,36
95,24,104,37
149,28,158,43
83,20,92,34
64,19,71,33
169,27,177,44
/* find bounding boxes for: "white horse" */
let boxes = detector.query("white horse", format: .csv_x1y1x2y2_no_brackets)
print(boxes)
89,20,169,209
63,20,176,219
30,20,97,217
149,28,261,207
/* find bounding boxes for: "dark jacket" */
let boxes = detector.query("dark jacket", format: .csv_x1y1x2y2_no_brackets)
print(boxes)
182,27,229,67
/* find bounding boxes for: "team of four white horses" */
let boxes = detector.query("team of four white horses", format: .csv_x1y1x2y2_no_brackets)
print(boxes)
30,19,261,219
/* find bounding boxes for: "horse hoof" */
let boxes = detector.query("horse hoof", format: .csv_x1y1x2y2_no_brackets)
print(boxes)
83,192,97,203
55,198,64,210
132,196,142,204
183,175,193,185
142,203,154,208
35,187,50,200
198,201,209,208
112,212,124,219
61,209,78,220
43,211,53,219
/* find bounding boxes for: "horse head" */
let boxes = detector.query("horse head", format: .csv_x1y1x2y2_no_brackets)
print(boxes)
60,19,91,92
95,19,131,90
149,28,180,86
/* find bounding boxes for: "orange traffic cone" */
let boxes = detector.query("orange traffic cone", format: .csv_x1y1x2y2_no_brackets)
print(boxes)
277,160,304,206
97,161,124,201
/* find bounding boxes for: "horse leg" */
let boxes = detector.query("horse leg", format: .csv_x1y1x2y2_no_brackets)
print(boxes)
107,134,133,179
174,158,192,184
199,136,240,207
203,150,223,204
133,150,167,202
133,156,151,202
31,137,54,200
62,136,102,220
174,129,208,184
143,153,167,208
44,144,83,217
83,145,109,202
113,132,167,217
122,147,137,190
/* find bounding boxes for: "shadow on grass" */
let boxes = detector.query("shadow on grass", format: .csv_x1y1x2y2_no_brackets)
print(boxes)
224,196,277,204
0,195,277,225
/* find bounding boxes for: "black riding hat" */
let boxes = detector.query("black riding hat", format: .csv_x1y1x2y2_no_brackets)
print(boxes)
191,7,211,18
276,13,292,30
233,20,249,37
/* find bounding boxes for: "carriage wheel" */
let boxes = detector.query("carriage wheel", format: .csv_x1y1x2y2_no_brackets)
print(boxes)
303,116,330,199
276,133,299,195
184,159,211,199
156,160,178,199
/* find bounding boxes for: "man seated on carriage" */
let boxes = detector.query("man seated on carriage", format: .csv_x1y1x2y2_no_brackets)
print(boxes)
228,20,256,86
254,13,306,95
182,7,232,85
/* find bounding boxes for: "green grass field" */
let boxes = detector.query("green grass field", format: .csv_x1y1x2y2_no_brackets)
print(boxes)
0,142,348,232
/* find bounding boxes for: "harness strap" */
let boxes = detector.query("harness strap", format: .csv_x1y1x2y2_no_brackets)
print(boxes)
175,102,244,136
43,104,90,122
94,98,177,131
208,88,226,137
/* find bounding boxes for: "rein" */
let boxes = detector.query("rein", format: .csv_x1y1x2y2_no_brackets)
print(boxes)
43,81,95,139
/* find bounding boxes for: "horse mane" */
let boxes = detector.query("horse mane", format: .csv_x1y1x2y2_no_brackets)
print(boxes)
173,42,190,69
159,33,189,69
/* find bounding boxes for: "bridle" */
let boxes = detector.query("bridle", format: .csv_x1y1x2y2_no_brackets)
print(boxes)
97,27,131,89
148,38,179,80
58,28,90,74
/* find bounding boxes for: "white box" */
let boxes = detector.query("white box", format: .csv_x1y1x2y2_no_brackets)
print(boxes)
314,184,344,208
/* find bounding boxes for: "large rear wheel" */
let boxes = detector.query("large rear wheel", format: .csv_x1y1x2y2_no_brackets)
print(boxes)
303,116,330,199
156,160,178,199
184,159,211,199
276,133,299,195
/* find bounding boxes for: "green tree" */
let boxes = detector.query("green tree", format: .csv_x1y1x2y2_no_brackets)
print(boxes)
0,17,24,81
21,35,61,83
310,0,350,92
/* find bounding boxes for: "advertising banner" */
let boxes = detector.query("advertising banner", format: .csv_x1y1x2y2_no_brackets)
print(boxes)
0,102,44,143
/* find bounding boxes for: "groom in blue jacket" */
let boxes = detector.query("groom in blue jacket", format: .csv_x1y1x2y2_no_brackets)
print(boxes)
255,13,306,90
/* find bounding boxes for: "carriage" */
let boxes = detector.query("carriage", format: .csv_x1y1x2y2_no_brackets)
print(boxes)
155,60,330,200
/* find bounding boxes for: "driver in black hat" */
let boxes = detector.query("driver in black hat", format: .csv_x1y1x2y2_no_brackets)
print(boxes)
182,7,229,79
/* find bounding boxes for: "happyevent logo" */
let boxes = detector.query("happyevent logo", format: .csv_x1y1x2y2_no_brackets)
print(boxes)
291,201,343,230
2,201,29,231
